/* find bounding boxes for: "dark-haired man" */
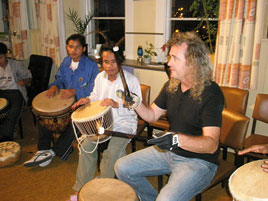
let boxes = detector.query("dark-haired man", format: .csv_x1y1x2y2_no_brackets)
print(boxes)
0,42,32,142
24,34,99,167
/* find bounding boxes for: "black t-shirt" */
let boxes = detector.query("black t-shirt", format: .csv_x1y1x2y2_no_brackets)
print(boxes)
154,81,224,165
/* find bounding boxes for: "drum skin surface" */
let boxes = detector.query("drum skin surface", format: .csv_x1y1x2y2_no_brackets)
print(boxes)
0,98,9,124
71,101,108,122
0,141,21,167
229,159,268,201
0,98,8,110
32,90,75,116
78,178,139,201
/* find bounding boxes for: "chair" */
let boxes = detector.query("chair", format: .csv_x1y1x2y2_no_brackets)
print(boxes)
220,86,249,161
131,84,151,152
26,54,53,125
243,94,268,160
220,86,249,115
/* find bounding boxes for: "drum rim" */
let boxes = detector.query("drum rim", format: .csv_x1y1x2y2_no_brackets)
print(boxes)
0,98,8,110
32,90,75,116
71,104,112,123
228,159,268,201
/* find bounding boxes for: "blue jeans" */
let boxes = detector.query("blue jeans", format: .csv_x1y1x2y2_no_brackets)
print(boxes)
114,146,218,201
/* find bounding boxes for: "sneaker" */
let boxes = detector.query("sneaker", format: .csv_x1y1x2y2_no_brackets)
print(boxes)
39,159,53,167
24,149,55,167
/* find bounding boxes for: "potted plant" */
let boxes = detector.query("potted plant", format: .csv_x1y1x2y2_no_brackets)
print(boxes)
66,9,107,57
190,0,219,54
66,9,93,36
143,42,157,64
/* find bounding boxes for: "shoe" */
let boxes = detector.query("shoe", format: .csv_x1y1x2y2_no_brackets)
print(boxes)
24,149,55,167
39,159,53,167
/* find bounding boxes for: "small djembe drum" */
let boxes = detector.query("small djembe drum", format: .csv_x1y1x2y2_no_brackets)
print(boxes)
229,159,268,201
32,89,75,133
0,98,9,125
0,141,21,167
71,100,113,144
78,178,139,201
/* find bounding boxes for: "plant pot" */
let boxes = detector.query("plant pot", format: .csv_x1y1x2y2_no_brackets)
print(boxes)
144,56,151,64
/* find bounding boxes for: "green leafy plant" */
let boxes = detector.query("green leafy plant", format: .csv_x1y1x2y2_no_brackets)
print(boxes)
66,9,94,36
144,42,157,59
190,0,219,53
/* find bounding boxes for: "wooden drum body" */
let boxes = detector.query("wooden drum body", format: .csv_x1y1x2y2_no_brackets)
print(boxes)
0,141,21,167
32,90,75,133
71,101,113,144
0,98,9,124
229,160,268,201
79,178,139,201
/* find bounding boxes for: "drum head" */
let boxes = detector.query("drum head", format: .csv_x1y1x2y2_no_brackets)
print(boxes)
0,98,8,111
32,89,75,116
79,178,138,201
229,159,268,201
0,141,21,167
72,101,109,122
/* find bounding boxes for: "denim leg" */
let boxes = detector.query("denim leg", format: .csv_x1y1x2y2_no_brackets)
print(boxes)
156,153,218,201
115,146,171,201
0,90,23,138
73,137,98,192
115,147,218,201
100,136,130,178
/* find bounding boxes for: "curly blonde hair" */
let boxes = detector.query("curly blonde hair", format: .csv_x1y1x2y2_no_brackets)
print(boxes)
166,32,212,101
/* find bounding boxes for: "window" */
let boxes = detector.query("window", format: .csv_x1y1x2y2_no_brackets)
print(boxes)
169,0,219,53
88,0,125,50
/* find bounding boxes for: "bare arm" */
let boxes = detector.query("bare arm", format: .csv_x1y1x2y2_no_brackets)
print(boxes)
178,126,220,154
238,144,268,155
135,103,166,123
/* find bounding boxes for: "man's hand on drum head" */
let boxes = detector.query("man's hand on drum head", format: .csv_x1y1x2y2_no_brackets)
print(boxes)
46,86,59,98
238,144,268,155
72,98,90,110
101,98,119,108
60,89,76,99
238,144,268,173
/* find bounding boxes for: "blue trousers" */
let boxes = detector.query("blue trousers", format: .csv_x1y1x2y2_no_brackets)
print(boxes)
114,146,218,201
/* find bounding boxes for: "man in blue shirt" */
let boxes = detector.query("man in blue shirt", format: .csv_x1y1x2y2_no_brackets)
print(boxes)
24,34,99,167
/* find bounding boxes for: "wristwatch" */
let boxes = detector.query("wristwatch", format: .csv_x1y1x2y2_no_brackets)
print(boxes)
170,134,180,150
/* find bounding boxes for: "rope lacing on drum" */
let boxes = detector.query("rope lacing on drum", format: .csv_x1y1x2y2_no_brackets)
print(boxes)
72,120,100,154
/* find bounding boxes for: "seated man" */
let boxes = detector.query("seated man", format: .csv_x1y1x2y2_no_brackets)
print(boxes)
0,42,32,142
238,144,268,173
114,32,225,201
24,34,99,167
67,41,141,201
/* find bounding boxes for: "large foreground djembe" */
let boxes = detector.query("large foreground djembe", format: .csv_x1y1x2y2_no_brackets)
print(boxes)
79,178,139,201
229,159,268,201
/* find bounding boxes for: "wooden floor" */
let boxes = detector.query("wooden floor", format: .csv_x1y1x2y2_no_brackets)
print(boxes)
0,106,233,201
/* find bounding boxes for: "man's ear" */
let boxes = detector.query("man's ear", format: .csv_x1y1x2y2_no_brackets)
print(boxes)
83,47,86,52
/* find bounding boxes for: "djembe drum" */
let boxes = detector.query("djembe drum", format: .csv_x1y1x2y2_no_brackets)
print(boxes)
32,89,75,133
78,178,139,201
71,101,113,144
0,98,9,124
229,159,268,201
0,141,21,167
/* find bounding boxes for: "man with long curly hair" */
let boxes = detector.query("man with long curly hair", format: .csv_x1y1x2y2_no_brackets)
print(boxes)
114,32,225,201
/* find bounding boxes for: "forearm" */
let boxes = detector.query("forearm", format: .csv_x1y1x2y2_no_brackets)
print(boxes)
178,133,219,154
135,103,158,122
